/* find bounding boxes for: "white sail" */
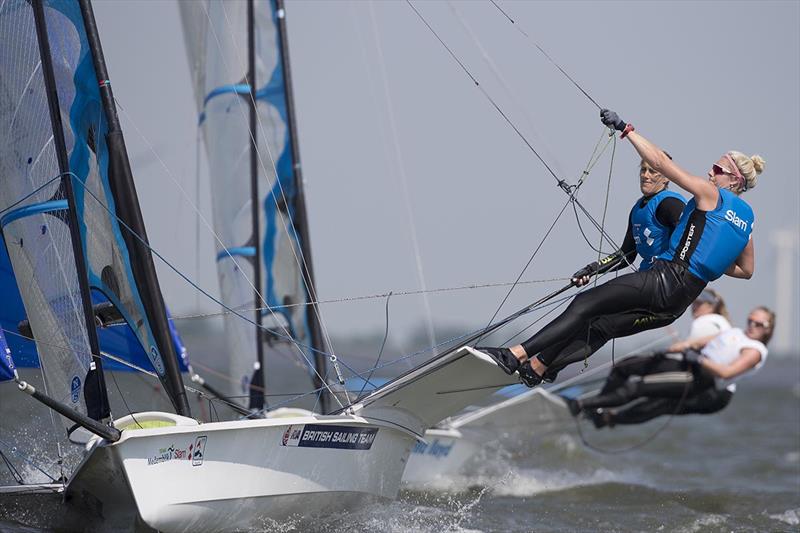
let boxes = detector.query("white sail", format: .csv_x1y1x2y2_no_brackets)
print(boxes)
180,0,320,407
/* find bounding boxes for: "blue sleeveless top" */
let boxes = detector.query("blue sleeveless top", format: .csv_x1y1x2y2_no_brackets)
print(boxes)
630,190,685,271
659,189,754,282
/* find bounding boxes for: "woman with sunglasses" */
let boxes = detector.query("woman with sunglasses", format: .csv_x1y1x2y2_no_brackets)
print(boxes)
476,110,765,387
567,306,775,428
569,154,686,286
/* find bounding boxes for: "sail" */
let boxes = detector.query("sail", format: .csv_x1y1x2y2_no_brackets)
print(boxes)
180,1,322,404
0,328,15,382
1,243,189,374
0,0,182,419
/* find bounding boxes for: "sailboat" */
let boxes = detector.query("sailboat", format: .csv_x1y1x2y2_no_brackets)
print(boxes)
0,1,523,530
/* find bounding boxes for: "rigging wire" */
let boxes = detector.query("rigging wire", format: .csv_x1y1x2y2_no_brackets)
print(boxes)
213,2,341,379
476,194,574,343
404,1,627,342
445,0,566,178
489,0,602,110
166,276,571,321
0,448,24,485
358,291,393,400
364,0,437,351
113,2,340,406
0,436,57,484
69,176,346,410
405,0,561,184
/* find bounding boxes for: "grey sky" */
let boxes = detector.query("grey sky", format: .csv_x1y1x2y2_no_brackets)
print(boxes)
93,1,800,352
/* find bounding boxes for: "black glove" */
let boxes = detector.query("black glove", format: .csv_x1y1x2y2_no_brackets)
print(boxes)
571,262,599,281
600,109,627,132
683,349,705,366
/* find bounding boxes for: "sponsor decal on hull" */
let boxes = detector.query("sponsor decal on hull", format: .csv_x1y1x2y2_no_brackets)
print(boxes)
281,424,378,450
412,438,454,458
147,436,208,466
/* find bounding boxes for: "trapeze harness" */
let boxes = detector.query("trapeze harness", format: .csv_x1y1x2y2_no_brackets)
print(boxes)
577,328,768,425
524,188,755,374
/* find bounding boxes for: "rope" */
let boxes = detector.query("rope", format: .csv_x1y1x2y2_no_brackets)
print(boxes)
358,291,393,400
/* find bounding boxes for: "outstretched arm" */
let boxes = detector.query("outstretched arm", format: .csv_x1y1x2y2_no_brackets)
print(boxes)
625,131,719,211
599,110,719,211
725,237,755,279
699,347,762,379
668,332,719,353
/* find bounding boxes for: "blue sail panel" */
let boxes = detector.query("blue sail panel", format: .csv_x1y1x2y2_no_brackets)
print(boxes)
0,1,181,414
1,232,188,374
45,0,175,382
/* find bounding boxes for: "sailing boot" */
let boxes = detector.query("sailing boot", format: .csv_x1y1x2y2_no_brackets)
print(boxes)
474,347,520,375
517,361,543,388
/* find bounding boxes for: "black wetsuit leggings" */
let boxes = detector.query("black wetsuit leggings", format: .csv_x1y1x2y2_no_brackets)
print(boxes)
577,354,733,425
522,260,707,374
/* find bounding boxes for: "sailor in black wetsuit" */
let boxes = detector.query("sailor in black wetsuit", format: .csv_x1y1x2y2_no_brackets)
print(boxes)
568,306,774,428
570,155,685,286
477,109,766,388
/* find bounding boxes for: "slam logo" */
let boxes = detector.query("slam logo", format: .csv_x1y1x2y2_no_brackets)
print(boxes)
725,209,748,231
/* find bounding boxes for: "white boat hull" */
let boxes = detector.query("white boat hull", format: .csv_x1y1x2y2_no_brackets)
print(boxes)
401,428,478,487
67,412,415,532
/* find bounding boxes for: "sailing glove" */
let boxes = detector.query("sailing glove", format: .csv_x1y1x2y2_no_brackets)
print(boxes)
600,109,627,131
572,262,598,280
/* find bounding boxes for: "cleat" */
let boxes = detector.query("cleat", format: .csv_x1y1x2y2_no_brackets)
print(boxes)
517,361,543,388
474,346,521,375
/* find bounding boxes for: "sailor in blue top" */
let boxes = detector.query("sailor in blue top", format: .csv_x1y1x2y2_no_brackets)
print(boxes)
571,156,685,285
476,109,765,387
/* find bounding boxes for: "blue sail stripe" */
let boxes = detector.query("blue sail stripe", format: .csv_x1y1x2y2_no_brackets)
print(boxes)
216,246,256,262
0,199,68,228
198,81,284,124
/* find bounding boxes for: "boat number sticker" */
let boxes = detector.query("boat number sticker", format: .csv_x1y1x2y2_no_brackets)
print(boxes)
281,424,378,450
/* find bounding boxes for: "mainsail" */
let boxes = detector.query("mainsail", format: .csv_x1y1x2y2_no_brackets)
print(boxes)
0,0,188,424
180,0,327,410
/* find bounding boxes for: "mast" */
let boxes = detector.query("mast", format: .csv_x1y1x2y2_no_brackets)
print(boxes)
274,0,330,413
248,0,267,411
31,0,111,422
77,0,191,417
